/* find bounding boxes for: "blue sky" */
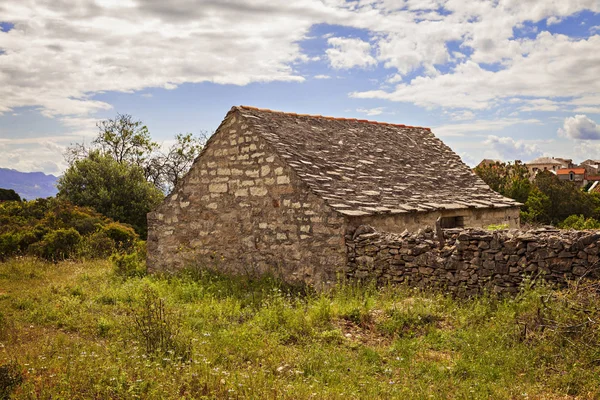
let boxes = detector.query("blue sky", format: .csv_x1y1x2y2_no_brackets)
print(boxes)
0,0,599,174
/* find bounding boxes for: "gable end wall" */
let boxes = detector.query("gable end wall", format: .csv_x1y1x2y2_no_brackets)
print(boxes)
147,110,347,285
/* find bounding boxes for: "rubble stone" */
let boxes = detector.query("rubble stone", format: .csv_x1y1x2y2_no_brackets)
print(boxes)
346,226,600,295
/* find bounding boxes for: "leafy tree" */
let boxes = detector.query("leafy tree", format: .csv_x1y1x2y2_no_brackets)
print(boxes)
533,171,596,224
94,113,158,166
521,186,551,223
57,150,163,237
474,161,506,193
474,160,532,203
66,114,205,193
0,188,21,202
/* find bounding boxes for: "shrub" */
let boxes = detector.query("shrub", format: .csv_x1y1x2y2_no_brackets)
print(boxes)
112,249,146,278
559,214,600,230
0,198,140,261
17,230,38,251
35,228,82,261
0,233,20,260
70,213,103,236
79,230,116,259
103,222,136,251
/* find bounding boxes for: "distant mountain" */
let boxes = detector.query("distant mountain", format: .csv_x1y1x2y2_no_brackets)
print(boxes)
0,168,59,200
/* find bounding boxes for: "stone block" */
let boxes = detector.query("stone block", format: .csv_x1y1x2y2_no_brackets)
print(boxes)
277,176,291,185
419,266,434,275
208,183,228,193
250,187,268,196
234,188,248,197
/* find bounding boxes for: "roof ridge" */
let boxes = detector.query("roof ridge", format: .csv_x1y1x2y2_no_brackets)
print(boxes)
237,105,431,131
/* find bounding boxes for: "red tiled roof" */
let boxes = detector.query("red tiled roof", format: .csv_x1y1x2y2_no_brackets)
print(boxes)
587,175,600,181
556,168,586,175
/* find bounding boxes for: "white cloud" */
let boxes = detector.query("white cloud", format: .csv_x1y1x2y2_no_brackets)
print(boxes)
484,135,543,161
517,98,563,112
0,142,67,174
558,115,600,140
434,118,541,137
0,0,598,128
326,37,377,69
573,141,600,161
356,107,384,116
0,0,327,118
449,110,475,121
573,107,600,114
314,74,331,79
546,16,562,26
352,33,600,111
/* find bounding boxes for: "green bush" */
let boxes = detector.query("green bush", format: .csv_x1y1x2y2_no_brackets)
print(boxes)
35,228,82,261
79,230,116,259
559,214,600,230
112,249,146,278
70,213,103,236
103,222,136,251
0,198,140,262
0,233,20,260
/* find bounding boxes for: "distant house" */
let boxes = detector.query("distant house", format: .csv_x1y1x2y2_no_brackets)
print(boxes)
580,159,600,176
586,175,600,182
476,159,503,168
526,157,571,176
556,168,587,187
554,158,574,168
147,106,521,285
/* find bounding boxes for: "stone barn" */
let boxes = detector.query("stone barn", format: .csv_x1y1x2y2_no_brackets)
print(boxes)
147,106,521,285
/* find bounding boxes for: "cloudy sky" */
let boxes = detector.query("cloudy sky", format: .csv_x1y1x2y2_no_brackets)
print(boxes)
0,0,599,175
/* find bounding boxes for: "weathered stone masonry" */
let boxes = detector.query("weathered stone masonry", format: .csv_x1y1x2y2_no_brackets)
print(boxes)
347,227,600,295
148,106,524,287
147,112,347,285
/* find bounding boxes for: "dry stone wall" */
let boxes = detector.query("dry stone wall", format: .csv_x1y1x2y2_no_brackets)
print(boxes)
147,112,347,285
346,226,600,295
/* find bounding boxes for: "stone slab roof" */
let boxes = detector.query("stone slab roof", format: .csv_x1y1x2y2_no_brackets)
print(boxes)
231,106,521,217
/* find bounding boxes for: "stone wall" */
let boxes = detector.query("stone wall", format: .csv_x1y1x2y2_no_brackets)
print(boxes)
347,206,521,234
346,226,600,295
147,110,347,285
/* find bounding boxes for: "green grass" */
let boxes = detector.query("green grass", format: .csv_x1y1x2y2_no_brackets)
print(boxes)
1,258,599,399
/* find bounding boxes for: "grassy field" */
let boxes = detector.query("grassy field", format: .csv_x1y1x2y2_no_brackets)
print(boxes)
1,258,599,399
